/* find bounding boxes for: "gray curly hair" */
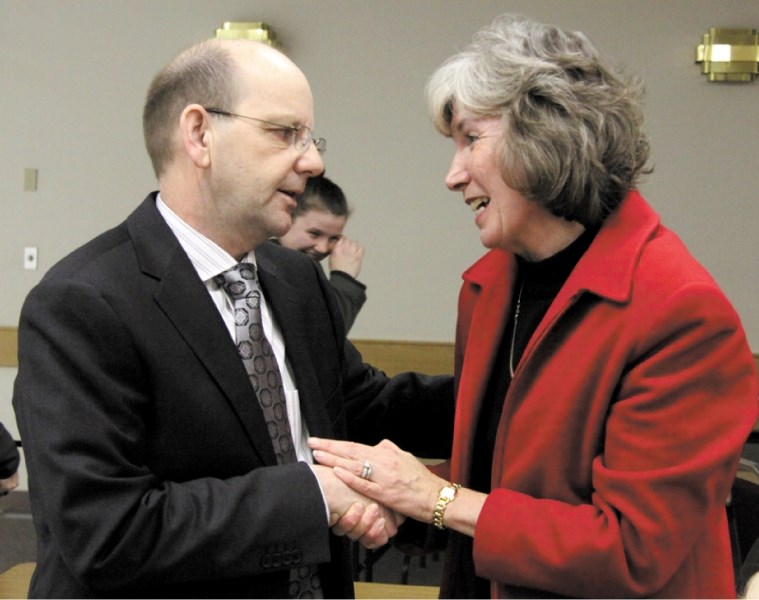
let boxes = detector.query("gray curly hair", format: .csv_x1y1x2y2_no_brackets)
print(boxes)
426,14,652,226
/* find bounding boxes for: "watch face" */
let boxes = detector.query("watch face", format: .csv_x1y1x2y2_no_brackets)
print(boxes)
441,486,456,500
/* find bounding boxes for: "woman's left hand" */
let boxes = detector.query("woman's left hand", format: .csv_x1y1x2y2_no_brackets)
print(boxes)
308,437,447,523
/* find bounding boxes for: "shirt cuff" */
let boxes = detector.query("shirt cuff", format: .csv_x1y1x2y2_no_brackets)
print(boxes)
306,462,331,523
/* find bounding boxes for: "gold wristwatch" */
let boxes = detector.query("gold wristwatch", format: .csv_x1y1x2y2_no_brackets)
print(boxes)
433,483,461,530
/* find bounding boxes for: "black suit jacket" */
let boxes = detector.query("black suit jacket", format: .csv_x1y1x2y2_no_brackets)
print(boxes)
13,194,453,598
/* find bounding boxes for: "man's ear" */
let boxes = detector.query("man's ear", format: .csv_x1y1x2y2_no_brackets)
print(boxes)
180,104,212,168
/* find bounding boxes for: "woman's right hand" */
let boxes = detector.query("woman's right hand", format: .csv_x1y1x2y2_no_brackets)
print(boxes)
309,438,447,524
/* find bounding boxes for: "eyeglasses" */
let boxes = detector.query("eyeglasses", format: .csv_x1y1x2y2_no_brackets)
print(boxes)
205,108,326,154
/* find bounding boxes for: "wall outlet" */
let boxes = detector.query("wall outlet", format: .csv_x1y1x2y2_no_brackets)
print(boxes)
24,247,38,270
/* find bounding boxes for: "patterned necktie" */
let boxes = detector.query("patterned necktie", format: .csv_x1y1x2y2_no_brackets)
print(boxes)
214,263,322,599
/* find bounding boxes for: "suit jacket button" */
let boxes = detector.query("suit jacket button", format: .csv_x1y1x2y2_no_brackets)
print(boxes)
261,554,272,568
292,549,302,564
272,552,282,568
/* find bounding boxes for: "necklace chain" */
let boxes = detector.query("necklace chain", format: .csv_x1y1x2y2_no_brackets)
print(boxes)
508,278,526,378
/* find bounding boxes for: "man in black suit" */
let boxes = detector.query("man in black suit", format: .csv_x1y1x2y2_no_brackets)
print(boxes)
12,39,452,598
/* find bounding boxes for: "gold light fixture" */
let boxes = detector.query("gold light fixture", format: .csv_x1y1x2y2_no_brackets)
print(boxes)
215,22,276,46
696,28,759,82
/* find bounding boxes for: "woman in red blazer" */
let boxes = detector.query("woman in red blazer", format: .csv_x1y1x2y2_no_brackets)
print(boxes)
310,13,759,598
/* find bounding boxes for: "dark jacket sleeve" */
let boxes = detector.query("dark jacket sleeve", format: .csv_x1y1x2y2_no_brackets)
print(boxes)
342,340,455,460
328,271,366,333
12,241,332,596
0,422,20,478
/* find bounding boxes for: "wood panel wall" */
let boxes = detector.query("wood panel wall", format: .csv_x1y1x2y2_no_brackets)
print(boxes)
0,327,456,375
0,328,17,368
351,339,454,376
2,327,757,383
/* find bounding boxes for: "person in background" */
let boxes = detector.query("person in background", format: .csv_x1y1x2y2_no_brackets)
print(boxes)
0,422,20,496
310,13,758,599
13,38,453,599
278,174,366,332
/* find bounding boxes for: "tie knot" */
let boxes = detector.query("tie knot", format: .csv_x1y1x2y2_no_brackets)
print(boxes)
214,263,257,300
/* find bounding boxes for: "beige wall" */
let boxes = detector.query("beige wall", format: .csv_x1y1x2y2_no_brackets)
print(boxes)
1,1,758,488
2,0,758,345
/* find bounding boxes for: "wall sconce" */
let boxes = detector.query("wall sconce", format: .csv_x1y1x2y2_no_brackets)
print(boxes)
696,28,759,82
215,22,277,46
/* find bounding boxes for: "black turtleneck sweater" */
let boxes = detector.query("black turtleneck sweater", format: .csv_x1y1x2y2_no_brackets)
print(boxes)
451,226,598,599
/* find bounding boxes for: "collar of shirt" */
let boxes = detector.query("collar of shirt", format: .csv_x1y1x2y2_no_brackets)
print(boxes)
156,195,263,339
155,194,243,278
156,196,302,400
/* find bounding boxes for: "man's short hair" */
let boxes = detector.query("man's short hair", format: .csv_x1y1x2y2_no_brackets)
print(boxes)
143,39,242,178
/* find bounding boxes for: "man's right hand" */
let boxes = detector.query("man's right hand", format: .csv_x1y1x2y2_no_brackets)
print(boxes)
312,464,401,549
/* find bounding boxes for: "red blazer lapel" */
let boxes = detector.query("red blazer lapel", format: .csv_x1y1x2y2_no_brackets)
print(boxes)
451,249,515,484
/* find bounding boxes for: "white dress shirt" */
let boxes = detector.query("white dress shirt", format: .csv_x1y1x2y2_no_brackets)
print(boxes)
156,196,314,463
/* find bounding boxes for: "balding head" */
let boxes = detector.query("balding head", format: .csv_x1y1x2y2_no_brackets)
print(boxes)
225,40,313,124
142,39,305,179
144,38,322,257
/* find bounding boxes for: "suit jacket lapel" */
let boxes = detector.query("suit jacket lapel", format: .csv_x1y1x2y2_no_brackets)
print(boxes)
255,252,334,439
127,195,276,465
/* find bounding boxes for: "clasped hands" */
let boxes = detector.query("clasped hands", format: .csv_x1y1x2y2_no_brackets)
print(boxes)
310,437,448,549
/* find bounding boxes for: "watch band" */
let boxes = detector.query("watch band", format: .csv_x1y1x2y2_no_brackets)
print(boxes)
433,483,461,530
